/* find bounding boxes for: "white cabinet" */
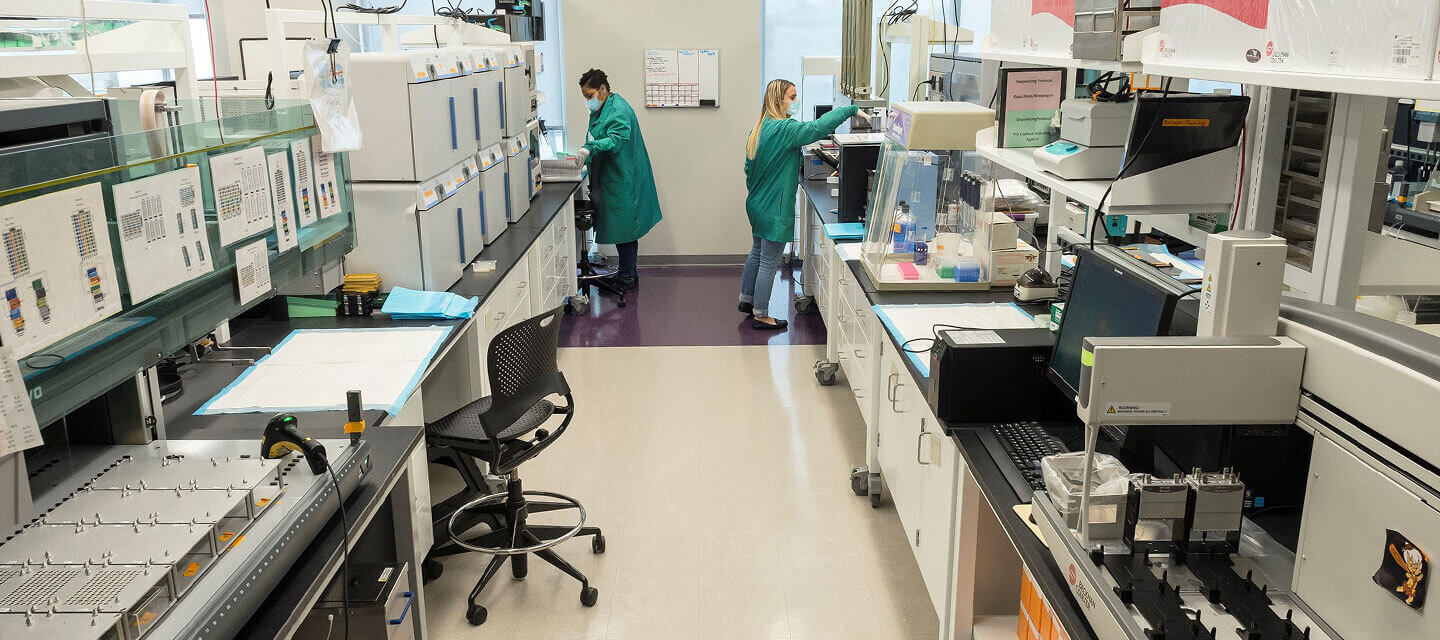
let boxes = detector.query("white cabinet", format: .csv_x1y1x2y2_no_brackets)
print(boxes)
875,338,963,629
528,201,576,315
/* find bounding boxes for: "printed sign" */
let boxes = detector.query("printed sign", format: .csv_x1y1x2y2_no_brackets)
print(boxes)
1103,402,1172,417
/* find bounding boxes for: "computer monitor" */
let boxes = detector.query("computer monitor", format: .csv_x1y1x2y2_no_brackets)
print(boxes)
1047,245,1191,399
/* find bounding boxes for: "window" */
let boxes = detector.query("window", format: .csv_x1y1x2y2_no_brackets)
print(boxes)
763,0,843,120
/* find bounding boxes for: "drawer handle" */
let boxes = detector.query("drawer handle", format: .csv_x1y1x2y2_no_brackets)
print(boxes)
853,349,866,359
892,382,904,413
916,432,930,466
886,372,899,402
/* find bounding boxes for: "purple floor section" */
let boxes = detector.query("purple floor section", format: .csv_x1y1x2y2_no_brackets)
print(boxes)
559,263,827,347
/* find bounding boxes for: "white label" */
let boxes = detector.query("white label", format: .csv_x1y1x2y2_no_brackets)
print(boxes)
1103,402,1171,417
378,567,394,582
942,329,1004,345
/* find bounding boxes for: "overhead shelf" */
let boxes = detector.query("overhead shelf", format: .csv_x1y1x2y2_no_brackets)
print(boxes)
981,47,1140,72
1139,33,1440,99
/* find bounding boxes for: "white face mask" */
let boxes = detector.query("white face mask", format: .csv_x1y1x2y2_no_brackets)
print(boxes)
787,103,799,117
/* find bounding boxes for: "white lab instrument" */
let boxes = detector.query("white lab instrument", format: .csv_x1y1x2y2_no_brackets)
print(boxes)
1032,141,1126,179
476,144,509,244
503,135,532,222
1197,231,1288,338
346,49,479,182
349,162,478,292
1058,98,1133,147
498,46,531,136
468,49,505,149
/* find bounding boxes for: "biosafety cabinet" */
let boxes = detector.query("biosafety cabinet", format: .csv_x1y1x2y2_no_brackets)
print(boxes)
347,49,479,182
476,143,508,243
504,135,532,222
349,158,484,291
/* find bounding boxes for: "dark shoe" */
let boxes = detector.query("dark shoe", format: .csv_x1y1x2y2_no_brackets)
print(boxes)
738,302,754,315
751,317,789,330
615,277,639,292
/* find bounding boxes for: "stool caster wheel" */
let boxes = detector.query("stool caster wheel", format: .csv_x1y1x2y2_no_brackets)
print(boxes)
467,605,488,626
422,558,444,584
567,296,589,315
581,586,599,607
592,534,607,554
512,554,528,579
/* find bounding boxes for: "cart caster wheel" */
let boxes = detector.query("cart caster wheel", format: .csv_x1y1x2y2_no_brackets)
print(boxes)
566,297,589,315
850,467,869,496
467,605,488,626
816,369,836,386
870,493,882,508
782,255,793,266
794,296,816,315
511,554,528,579
581,586,600,607
421,558,444,584
592,534,607,554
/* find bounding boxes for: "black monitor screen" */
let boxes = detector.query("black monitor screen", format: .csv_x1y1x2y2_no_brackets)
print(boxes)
1048,246,1186,398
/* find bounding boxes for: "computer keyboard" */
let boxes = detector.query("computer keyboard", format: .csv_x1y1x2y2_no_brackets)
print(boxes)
975,421,1071,500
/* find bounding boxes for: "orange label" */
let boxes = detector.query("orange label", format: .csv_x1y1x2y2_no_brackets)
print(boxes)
344,420,366,434
228,535,246,550
135,612,157,627
182,562,200,577
219,531,236,542
255,497,271,507
1162,118,1210,127
893,223,902,233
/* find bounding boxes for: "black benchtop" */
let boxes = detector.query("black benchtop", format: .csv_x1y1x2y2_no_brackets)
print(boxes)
802,176,840,225
449,180,583,300
802,183,1096,640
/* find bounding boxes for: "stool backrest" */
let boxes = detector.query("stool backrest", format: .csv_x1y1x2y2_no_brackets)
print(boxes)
480,305,569,439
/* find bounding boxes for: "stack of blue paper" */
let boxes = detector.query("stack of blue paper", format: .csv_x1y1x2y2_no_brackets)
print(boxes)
381,287,479,320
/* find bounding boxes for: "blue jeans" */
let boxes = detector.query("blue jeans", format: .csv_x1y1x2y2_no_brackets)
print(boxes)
739,236,787,318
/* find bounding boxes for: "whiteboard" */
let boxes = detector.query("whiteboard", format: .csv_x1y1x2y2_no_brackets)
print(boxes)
643,49,720,108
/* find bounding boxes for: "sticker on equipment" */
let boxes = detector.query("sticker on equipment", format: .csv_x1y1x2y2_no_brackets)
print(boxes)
1103,402,1171,417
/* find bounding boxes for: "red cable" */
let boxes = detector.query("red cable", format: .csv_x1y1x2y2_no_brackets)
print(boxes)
202,0,223,141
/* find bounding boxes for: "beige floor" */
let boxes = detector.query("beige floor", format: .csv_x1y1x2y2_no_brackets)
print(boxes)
425,345,938,640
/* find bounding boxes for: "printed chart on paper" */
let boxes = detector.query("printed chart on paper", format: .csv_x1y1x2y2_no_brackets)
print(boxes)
111,166,215,302
209,147,276,246
0,183,122,358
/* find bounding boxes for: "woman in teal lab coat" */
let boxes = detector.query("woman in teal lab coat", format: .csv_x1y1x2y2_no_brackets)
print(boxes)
742,80,857,329
575,69,662,291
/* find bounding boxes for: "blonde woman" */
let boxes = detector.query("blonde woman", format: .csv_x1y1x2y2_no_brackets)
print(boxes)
741,80,857,329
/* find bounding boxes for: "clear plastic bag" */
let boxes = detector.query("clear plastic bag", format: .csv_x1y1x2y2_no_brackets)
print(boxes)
1042,452,1129,509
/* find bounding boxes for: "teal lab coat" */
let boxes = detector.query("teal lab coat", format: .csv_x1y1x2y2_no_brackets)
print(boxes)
744,106,859,243
582,93,663,245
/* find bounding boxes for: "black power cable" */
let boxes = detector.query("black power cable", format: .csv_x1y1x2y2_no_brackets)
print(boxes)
1089,77,1175,249
325,462,353,640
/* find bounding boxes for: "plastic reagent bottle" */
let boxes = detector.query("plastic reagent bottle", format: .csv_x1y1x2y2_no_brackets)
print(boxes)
914,226,930,265
892,201,914,253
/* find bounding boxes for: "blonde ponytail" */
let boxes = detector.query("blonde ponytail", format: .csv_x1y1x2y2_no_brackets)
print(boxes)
747,79,796,159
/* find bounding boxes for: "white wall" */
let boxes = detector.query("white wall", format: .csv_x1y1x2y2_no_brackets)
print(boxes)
563,0,762,257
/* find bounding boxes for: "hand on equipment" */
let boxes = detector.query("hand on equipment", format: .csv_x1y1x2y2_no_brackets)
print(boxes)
575,147,591,162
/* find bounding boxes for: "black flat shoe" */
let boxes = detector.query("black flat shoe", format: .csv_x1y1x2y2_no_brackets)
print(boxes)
738,302,754,315
751,317,788,330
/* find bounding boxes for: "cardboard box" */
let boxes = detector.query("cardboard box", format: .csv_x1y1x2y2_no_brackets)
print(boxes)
991,211,1020,250
989,0,1034,53
992,239,1040,286
1156,0,1440,80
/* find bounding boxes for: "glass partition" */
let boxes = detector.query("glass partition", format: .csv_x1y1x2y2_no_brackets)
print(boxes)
0,98,354,427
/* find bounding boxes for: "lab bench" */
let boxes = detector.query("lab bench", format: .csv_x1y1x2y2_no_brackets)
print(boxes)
799,181,1097,640
143,179,581,640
